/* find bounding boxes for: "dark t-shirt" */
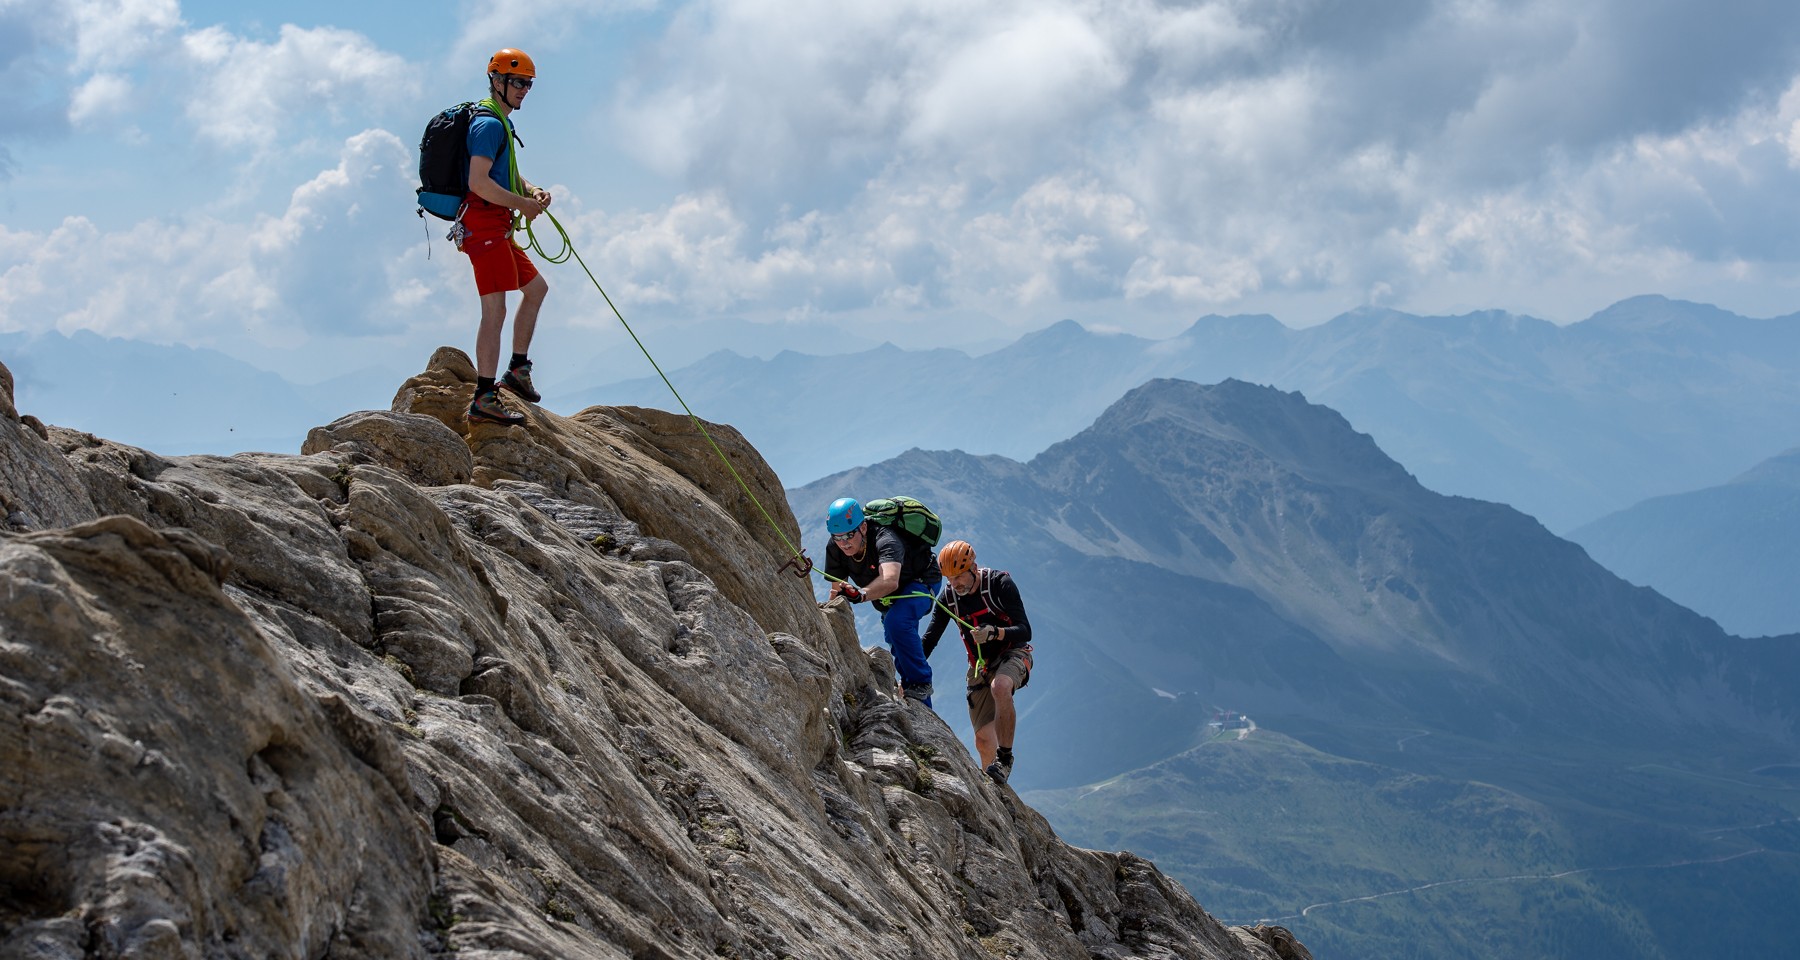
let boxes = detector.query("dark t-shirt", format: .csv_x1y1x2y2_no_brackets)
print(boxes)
824,524,941,589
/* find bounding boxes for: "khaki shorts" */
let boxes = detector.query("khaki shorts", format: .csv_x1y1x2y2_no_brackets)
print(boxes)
966,645,1032,730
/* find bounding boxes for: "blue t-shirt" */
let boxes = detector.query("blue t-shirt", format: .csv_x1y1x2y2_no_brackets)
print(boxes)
467,113,514,194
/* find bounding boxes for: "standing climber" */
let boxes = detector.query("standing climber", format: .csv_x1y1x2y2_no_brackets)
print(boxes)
461,48,554,426
824,497,940,707
922,540,1033,786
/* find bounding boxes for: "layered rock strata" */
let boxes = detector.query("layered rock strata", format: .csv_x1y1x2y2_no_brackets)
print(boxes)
0,350,1305,960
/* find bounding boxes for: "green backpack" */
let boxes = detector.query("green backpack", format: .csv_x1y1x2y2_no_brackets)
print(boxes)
863,496,943,546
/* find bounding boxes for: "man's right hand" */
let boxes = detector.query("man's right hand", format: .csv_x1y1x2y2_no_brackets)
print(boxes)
971,624,996,645
518,195,546,219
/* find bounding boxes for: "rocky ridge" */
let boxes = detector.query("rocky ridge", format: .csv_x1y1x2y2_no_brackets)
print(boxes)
0,350,1306,960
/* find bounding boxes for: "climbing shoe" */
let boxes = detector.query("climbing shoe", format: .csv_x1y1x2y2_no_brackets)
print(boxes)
985,758,1011,786
467,389,525,426
901,682,934,705
500,362,541,403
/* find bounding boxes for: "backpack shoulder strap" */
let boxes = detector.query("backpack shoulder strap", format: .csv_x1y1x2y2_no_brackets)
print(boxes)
471,102,523,147
980,569,1014,625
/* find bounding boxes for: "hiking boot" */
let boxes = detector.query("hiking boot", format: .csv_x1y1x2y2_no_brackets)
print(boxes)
985,759,1011,786
500,362,541,403
467,389,525,426
901,682,934,705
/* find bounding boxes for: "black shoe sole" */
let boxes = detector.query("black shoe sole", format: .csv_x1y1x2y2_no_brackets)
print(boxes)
466,408,525,426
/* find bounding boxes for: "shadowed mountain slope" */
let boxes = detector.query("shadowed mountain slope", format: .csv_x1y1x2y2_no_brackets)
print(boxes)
791,378,1799,784
1570,447,1800,637
790,377,1800,960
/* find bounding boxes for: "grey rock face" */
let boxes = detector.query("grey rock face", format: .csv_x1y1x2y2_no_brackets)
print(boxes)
0,358,100,531
0,353,1297,959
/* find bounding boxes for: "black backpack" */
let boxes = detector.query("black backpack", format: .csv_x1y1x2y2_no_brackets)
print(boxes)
416,102,503,220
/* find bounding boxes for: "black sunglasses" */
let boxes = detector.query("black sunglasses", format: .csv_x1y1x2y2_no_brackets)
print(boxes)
505,76,534,90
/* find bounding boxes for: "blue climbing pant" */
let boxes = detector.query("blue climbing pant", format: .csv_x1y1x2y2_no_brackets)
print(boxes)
882,580,935,706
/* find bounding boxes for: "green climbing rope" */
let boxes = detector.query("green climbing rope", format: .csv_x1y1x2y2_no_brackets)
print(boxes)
521,211,972,630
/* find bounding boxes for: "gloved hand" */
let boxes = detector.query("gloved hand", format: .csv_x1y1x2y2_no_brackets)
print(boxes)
843,585,866,603
971,624,997,645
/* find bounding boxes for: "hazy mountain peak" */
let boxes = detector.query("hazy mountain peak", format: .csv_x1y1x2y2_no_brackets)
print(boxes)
1180,313,1281,331
1023,318,1091,341
1334,303,1407,321
1733,446,1800,486
1178,313,1285,336
1081,378,1411,489
1569,441,1800,637
1581,293,1744,331
1321,305,1550,336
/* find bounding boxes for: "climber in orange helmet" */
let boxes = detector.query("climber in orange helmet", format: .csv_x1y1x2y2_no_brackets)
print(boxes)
461,48,554,426
922,540,1034,786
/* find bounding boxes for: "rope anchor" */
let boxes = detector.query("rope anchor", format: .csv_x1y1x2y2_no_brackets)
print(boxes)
780,552,814,580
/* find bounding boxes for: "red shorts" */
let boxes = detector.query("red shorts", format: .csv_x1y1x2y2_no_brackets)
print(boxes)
460,197,539,296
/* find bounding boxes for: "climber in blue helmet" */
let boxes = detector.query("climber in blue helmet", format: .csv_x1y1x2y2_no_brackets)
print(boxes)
823,497,939,707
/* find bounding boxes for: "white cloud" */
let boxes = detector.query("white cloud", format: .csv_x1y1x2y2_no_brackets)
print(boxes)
0,129,451,350
591,0,1800,326
960,175,1147,303
1139,1,1267,71
14,0,1800,384
449,0,660,71
905,10,1124,157
68,72,132,126
180,24,414,147
68,0,181,71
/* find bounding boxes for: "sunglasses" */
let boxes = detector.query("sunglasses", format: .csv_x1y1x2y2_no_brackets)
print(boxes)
831,529,861,543
505,76,534,90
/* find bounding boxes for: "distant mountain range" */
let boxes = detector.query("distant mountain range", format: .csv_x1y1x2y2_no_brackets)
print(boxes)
1569,447,1800,637
788,377,1800,960
0,331,397,456
12,296,1799,533
790,378,1798,782
592,295,1800,532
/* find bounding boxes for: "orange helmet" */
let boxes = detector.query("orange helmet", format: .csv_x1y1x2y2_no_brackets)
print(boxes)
487,48,536,78
937,540,975,578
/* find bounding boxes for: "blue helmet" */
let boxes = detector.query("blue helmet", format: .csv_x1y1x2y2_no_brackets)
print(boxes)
826,497,864,535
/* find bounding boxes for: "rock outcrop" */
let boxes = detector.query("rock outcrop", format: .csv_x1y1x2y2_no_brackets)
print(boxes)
0,351,1302,959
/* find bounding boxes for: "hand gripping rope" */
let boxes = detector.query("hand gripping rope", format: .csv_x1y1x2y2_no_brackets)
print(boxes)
519,212,974,630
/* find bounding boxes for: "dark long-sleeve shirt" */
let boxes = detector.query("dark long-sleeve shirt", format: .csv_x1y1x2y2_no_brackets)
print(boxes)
922,568,1032,666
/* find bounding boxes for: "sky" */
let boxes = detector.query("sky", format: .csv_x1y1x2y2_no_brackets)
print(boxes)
5,0,1800,391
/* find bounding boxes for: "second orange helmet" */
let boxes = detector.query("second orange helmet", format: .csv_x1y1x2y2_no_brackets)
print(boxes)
938,540,975,578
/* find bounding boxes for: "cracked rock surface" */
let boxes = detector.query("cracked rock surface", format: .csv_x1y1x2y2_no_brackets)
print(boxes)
0,351,1301,959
